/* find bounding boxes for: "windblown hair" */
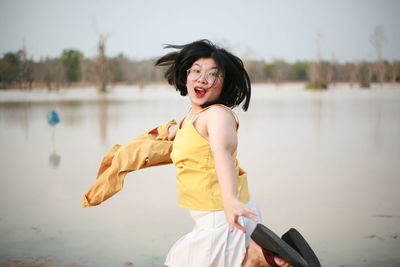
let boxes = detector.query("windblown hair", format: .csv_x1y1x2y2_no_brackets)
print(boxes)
155,39,251,111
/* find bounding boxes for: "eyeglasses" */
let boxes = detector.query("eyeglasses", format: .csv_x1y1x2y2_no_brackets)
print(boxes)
186,68,223,83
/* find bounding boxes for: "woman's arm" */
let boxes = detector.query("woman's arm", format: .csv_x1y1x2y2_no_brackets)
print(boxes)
207,106,258,233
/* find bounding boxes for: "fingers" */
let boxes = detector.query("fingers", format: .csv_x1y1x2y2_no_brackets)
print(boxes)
240,207,259,222
228,213,246,233
274,257,292,267
229,222,246,233
167,124,178,140
229,213,259,233
226,202,260,233
242,212,259,222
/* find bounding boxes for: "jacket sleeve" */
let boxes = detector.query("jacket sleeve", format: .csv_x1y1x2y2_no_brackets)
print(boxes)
82,120,177,207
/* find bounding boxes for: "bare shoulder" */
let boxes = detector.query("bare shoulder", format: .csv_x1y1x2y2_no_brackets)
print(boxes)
205,105,238,150
204,105,237,128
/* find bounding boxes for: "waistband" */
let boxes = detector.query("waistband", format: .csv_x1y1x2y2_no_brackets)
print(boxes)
189,199,261,230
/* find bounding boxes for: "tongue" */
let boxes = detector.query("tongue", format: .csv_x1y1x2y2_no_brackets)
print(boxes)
195,89,206,98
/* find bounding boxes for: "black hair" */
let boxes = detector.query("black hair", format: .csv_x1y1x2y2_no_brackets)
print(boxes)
155,39,251,111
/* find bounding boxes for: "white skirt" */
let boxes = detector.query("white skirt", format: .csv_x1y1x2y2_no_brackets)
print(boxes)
165,199,261,267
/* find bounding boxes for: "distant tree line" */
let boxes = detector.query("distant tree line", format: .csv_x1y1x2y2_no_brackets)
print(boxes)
1,48,399,90
246,59,400,88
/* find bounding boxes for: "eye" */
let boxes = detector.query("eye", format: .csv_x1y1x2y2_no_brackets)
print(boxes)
208,72,218,77
191,68,201,73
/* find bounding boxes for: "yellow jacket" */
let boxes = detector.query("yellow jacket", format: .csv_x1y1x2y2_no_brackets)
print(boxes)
82,120,177,207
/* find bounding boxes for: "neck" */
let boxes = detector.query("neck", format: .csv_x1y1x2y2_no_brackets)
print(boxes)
190,105,203,113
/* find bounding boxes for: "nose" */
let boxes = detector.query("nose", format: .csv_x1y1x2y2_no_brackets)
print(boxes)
196,72,208,83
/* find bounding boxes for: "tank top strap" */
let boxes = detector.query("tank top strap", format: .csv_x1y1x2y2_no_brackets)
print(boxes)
192,104,240,128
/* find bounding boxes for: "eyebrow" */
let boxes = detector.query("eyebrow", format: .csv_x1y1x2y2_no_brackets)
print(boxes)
193,63,218,70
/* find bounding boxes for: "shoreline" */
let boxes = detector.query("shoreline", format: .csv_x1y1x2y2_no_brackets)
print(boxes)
1,82,399,104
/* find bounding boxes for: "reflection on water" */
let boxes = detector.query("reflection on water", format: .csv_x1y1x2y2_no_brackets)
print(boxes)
49,127,61,168
0,84,399,267
98,97,108,145
47,111,61,168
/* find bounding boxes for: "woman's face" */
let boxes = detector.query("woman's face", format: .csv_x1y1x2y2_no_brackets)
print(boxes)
186,58,224,110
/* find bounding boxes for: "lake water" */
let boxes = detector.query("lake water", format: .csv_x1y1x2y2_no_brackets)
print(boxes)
0,83,399,267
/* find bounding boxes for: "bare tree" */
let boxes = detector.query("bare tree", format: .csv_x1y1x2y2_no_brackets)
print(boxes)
370,25,385,86
388,61,400,83
358,61,372,88
18,41,34,90
91,16,110,92
307,32,329,89
96,35,110,93
346,63,358,88
244,60,266,83
326,53,336,86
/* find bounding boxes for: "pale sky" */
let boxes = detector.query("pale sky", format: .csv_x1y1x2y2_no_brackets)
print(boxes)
1,0,399,62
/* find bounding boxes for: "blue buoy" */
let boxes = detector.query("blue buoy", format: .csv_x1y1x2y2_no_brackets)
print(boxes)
47,110,60,126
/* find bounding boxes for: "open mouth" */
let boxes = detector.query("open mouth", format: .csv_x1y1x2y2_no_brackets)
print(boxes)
194,87,206,98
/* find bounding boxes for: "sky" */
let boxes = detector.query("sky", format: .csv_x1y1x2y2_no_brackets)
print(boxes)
0,0,399,63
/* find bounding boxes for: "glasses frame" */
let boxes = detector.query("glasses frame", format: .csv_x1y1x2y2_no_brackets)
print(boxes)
186,68,224,83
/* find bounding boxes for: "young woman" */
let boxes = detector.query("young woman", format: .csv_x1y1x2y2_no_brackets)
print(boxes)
156,40,292,267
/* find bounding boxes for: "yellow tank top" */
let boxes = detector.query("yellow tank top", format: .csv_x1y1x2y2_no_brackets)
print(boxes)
170,104,250,211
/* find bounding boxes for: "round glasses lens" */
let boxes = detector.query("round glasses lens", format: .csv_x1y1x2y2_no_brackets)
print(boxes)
206,74,216,83
187,69,220,83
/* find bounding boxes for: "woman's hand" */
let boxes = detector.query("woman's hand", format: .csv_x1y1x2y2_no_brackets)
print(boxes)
274,257,293,267
168,124,178,141
223,197,259,233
